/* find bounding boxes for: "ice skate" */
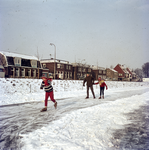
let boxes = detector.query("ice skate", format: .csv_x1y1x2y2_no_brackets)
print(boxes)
54,102,57,109
40,107,47,112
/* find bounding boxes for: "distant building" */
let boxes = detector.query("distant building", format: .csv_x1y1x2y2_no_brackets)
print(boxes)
0,51,44,78
114,64,130,81
126,68,133,81
92,66,106,80
142,78,149,82
106,68,118,81
72,63,92,80
41,59,73,80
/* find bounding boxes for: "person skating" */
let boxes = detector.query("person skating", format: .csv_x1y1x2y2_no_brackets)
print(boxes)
94,77,108,99
40,76,57,112
83,73,96,99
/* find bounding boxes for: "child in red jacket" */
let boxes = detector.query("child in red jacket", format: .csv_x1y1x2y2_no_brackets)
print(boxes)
40,76,57,112
94,77,108,99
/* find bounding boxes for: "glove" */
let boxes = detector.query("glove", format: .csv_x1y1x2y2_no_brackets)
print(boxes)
83,84,85,86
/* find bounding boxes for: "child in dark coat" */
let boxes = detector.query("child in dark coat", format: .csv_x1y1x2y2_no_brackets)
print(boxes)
94,77,108,99
40,76,57,112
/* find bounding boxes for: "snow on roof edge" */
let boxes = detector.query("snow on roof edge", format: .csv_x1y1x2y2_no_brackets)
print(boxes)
0,51,38,60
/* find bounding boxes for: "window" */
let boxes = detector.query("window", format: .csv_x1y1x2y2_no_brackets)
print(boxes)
119,73,122,76
58,71,63,79
15,68,20,77
69,66,71,70
11,68,14,71
103,70,106,74
57,64,64,69
88,69,91,72
6,57,14,65
37,61,41,68
57,64,60,68
99,70,102,74
31,60,37,68
14,57,21,67
33,69,36,77
66,65,68,70
21,68,25,77
21,59,31,67
65,72,67,79
28,69,31,77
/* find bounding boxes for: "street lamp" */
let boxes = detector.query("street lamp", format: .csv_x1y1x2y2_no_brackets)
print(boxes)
50,43,56,79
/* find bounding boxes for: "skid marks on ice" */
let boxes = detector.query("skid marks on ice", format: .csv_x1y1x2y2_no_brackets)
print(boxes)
111,104,149,149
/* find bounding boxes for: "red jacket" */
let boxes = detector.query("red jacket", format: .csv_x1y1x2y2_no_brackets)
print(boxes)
94,80,108,89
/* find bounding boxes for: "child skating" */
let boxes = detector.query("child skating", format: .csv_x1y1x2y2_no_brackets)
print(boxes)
40,76,57,112
94,77,108,99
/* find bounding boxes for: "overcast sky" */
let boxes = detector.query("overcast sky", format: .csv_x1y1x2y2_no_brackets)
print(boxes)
0,0,149,69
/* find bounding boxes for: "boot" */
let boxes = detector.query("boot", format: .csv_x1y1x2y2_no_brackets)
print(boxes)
40,107,47,112
54,102,57,109
85,97,89,99
98,96,101,99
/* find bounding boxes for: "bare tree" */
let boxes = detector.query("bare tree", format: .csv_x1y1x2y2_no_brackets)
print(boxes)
0,53,7,67
142,62,149,78
134,68,144,78
35,47,43,79
35,47,43,61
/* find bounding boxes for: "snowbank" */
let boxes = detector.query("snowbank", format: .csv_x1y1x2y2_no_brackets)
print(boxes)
0,78,149,105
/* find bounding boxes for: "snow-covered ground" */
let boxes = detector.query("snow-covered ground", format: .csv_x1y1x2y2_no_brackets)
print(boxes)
0,78,149,150
0,78,148,105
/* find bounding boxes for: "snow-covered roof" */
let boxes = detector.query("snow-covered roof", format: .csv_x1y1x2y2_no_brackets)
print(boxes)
41,59,69,64
108,68,118,73
0,51,38,60
92,65,106,70
119,64,129,74
71,63,90,68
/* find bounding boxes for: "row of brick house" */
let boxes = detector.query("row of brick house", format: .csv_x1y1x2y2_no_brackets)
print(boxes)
40,59,107,80
40,60,137,81
0,51,48,78
0,51,137,81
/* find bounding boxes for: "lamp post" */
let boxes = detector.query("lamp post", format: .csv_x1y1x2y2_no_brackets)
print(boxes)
50,43,56,79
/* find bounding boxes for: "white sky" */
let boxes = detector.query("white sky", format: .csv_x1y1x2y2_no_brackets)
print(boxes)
0,0,149,69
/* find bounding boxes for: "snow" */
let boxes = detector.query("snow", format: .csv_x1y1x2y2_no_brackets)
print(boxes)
0,78,149,149
0,51,38,60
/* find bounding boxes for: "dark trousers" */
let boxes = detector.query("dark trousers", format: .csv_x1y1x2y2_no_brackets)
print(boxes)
87,85,95,98
100,87,105,96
